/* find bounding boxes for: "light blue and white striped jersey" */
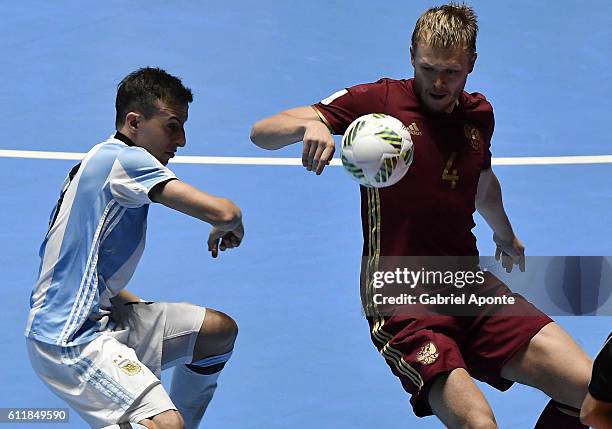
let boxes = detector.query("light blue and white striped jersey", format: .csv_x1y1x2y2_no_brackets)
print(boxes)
25,133,176,346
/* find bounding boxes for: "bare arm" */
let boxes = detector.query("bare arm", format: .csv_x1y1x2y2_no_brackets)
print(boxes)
150,179,244,257
150,179,241,231
476,168,524,272
475,168,513,238
250,106,335,175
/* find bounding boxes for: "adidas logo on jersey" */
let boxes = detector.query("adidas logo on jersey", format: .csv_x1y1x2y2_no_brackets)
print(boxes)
405,122,422,136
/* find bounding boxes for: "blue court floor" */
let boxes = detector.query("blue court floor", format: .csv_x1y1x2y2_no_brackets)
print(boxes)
1,2,611,428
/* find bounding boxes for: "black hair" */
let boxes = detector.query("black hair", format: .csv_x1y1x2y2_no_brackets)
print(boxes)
115,67,193,128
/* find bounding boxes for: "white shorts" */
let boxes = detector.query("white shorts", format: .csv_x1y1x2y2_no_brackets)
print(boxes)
27,301,206,428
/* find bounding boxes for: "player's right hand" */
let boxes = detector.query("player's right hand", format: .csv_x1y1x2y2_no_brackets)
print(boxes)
302,121,335,175
207,223,244,258
493,233,525,273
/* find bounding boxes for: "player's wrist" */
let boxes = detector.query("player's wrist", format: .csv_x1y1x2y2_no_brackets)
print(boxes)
305,119,331,136
493,230,514,243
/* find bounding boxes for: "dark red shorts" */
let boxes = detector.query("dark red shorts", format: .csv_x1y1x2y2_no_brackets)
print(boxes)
366,274,553,417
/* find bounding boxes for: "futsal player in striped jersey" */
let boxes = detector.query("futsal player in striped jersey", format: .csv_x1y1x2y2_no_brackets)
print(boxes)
25,68,243,429
251,4,593,428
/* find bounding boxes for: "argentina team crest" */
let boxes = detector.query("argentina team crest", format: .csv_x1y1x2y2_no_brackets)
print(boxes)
464,124,481,151
113,354,142,376
416,342,439,365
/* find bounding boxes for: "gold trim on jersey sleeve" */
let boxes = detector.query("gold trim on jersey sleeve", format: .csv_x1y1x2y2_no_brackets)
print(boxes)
311,105,335,133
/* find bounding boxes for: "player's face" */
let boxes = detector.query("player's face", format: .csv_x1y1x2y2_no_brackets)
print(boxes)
134,100,188,165
411,42,476,113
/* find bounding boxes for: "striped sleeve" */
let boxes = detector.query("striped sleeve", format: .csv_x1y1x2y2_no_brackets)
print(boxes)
109,147,176,208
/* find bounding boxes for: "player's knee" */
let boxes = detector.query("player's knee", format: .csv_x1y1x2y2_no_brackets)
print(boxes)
202,308,238,351
213,310,238,347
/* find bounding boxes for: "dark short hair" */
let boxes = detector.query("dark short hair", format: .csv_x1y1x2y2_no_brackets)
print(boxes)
115,67,193,128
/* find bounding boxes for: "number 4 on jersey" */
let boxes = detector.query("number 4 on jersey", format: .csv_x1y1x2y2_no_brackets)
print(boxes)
442,152,459,189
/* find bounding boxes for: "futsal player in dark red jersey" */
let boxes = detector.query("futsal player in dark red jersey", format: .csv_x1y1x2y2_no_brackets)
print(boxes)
250,3,592,428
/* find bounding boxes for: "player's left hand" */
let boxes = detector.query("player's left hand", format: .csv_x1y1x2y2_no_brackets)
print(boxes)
493,233,525,273
207,224,243,258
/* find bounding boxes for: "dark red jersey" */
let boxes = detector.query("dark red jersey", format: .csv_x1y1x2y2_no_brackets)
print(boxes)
314,78,494,257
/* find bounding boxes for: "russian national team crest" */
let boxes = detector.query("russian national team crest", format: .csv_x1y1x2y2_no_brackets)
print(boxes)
464,124,481,150
113,354,142,376
416,342,439,365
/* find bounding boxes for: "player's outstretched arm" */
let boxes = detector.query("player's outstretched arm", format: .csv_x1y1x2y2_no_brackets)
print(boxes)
476,168,525,272
150,179,244,258
150,179,241,229
251,106,335,175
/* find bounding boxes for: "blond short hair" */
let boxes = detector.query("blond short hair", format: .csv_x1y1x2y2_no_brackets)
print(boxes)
411,3,478,54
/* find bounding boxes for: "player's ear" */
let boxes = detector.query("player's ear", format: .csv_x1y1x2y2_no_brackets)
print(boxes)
125,112,140,131
410,46,415,67
468,52,477,73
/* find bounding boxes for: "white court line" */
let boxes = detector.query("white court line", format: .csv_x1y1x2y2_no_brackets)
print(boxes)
0,149,611,166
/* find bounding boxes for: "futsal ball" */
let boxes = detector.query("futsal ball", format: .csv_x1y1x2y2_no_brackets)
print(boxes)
341,113,414,188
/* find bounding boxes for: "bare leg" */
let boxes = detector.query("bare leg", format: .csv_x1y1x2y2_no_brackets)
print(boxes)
500,322,591,408
429,368,498,429
193,308,238,360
